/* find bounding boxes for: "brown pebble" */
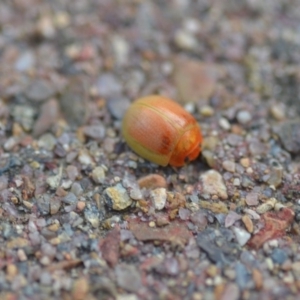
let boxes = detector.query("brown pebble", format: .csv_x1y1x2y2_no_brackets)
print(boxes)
242,215,254,233
240,158,250,168
252,268,263,290
206,265,218,277
77,201,86,211
71,277,89,300
137,174,167,189
6,264,18,279
215,283,225,300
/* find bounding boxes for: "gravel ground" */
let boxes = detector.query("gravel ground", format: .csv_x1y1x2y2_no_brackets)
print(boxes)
1,0,300,299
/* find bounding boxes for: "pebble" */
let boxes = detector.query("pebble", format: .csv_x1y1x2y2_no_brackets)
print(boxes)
25,79,55,102
12,105,35,132
225,211,241,228
15,51,35,71
220,283,240,300
240,158,250,168
60,77,89,126
46,166,63,189
242,215,254,233
33,99,59,137
267,160,283,188
222,160,236,173
107,96,131,120
115,264,142,293
150,188,167,210
256,198,277,214
232,227,251,246
277,121,300,154
219,118,231,131
78,150,93,166
66,165,79,181
38,133,57,151
71,277,89,300
200,170,228,200
137,174,167,189
236,110,251,125
174,29,198,51
270,104,285,121
91,166,106,184
82,124,106,141
200,105,215,117
173,57,216,103
235,262,251,289
245,192,259,206
271,248,288,265
97,73,122,98
104,184,133,211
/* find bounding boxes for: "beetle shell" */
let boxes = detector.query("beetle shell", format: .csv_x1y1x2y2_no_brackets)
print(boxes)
122,95,203,166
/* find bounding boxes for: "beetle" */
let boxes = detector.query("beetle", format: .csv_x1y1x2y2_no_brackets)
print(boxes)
122,95,203,167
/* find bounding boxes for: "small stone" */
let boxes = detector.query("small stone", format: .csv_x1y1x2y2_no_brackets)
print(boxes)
232,227,251,246
129,188,143,200
111,34,130,67
38,133,57,151
271,248,288,265
97,73,122,98
71,277,89,300
270,104,285,121
6,264,18,279
252,268,263,290
116,264,142,293
245,192,259,206
33,99,59,137
256,198,277,214
60,77,89,126
46,166,63,189
225,211,241,228
199,200,228,214
222,160,235,173
25,79,55,102
200,170,228,200
240,158,250,168
17,249,27,261
107,96,131,120
150,188,167,210
15,51,35,71
91,166,106,184
219,118,231,131
200,105,215,117
277,121,300,154
173,57,217,104
220,283,240,300
138,174,167,189
78,150,93,166
12,105,35,132
178,208,191,220
50,198,61,215
104,184,132,211
66,165,79,181
82,125,106,141
233,178,240,186
36,194,51,215
174,29,198,51
242,215,254,233
267,160,283,188
236,110,251,125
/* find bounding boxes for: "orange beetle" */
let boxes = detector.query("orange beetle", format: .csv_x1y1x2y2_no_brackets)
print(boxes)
122,95,203,167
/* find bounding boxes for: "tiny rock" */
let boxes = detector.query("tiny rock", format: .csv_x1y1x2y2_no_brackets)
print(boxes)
150,188,167,210
104,183,133,211
200,170,228,200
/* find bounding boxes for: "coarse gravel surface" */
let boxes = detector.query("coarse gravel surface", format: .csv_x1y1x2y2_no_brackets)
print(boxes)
1,0,300,300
